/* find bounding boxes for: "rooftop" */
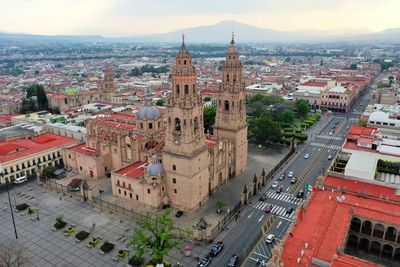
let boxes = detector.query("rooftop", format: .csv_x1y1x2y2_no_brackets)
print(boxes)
0,133,76,163
67,144,96,157
281,175,400,267
115,161,148,179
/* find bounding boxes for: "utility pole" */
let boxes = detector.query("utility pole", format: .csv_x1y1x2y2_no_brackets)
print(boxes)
1,162,18,239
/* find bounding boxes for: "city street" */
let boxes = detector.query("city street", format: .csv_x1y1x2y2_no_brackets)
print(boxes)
241,73,381,267
208,73,381,267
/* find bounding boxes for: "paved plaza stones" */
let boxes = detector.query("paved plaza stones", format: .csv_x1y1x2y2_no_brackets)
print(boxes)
0,182,208,267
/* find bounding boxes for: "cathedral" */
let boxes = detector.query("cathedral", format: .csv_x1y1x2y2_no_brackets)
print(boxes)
63,36,248,212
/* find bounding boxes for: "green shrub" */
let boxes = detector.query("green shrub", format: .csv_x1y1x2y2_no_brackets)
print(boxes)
100,240,114,253
75,231,89,241
129,255,144,267
16,203,29,211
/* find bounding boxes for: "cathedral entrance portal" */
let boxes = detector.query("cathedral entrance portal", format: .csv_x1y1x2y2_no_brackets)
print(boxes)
218,172,223,186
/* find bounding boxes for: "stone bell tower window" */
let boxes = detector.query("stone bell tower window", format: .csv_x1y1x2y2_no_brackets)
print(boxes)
175,118,181,131
224,100,230,111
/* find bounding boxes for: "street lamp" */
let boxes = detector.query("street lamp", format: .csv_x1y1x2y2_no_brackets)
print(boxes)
0,162,18,239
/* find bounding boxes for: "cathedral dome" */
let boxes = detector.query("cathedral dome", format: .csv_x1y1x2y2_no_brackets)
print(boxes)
147,154,164,176
137,105,161,120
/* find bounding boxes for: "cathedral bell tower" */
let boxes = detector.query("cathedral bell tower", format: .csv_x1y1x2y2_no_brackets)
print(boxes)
162,35,209,211
103,63,115,100
215,34,248,176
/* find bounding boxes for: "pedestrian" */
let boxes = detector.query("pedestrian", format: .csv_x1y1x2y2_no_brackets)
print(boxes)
59,196,62,201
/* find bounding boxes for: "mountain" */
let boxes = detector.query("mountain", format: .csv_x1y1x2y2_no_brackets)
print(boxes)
136,20,315,43
0,20,399,44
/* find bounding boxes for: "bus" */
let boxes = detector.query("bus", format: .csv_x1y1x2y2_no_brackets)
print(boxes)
14,176,28,184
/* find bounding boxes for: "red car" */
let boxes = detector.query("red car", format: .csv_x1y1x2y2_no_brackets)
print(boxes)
265,204,273,213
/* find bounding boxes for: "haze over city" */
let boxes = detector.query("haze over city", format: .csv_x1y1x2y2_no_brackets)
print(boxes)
0,1,400,267
0,0,399,36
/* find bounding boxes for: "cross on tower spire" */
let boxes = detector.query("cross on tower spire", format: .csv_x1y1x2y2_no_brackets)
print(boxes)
181,33,185,48
231,32,235,45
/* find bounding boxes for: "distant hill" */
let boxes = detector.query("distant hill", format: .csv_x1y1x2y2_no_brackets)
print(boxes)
1,20,399,44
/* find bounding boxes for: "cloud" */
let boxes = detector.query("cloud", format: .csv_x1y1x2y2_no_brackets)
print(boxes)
0,0,399,35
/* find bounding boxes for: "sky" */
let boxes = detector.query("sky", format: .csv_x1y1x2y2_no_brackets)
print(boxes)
0,0,399,36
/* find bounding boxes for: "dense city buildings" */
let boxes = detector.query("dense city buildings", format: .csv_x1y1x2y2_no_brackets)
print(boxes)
1,12,400,267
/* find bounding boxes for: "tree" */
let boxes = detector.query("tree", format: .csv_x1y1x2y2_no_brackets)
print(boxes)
215,200,227,214
280,109,295,124
296,99,310,118
203,105,216,134
204,96,212,102
0,242,30,267
249,111,282,145
350,63,357,70
155,99,165,106
41,166,56,179
24,84,48,111
129,209,182,266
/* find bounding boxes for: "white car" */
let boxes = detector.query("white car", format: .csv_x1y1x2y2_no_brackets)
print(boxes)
304,154,309,159
288,171,294,178
328,132,333,136
271,181,279,189
265,234,275,244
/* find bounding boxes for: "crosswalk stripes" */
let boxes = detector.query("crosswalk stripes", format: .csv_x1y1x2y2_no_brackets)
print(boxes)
265,191,303,204
310,142,341,150
252,202,295,219
316,134,342,140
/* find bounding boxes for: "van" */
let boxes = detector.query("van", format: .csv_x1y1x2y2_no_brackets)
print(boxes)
14,176,28,184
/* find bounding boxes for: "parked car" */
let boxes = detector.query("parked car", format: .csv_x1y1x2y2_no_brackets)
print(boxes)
335,121,339,125
259,193,268,202
68,186,80,192
210,241,224,257
265,234,275,244
175,210,183,218
276,186,283,194
264,204,273,213
304,154,309,159
227,255,239,267
290,177,297,184
288,171,294,178
328,132,333,136
328,155,333,160
197,255,211,267
271,181,279,189
296,190,304,198
278,173,285,181
286,207,294,214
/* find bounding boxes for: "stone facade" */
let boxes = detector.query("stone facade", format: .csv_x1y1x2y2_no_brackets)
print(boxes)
48,64,115,112
64,37,248,212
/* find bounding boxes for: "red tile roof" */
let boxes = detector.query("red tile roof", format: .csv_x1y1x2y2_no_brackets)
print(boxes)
348,126,377,136
281,176,400,267
0,133,76,163
115,161,147,179
301,81,326,87
68,144,96,156
0,114,18,123
96,119,135,130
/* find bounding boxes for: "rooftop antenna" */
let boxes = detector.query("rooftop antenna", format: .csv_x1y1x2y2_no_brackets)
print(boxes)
231,31,235,45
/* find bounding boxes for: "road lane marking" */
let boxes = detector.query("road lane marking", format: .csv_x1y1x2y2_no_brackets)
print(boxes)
247,212,253,219
286,186,290,192
276,221,282,228
258,215,264,222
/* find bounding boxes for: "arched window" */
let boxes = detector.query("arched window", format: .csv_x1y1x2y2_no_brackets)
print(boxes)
184,60,186,65
184,85,189,94
233,75,236,82
175,118,181,131
239,100,243,110
232,101,234,107
194,117,199,131
227,74,229,82
224,100,230,111
176,85,180,95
